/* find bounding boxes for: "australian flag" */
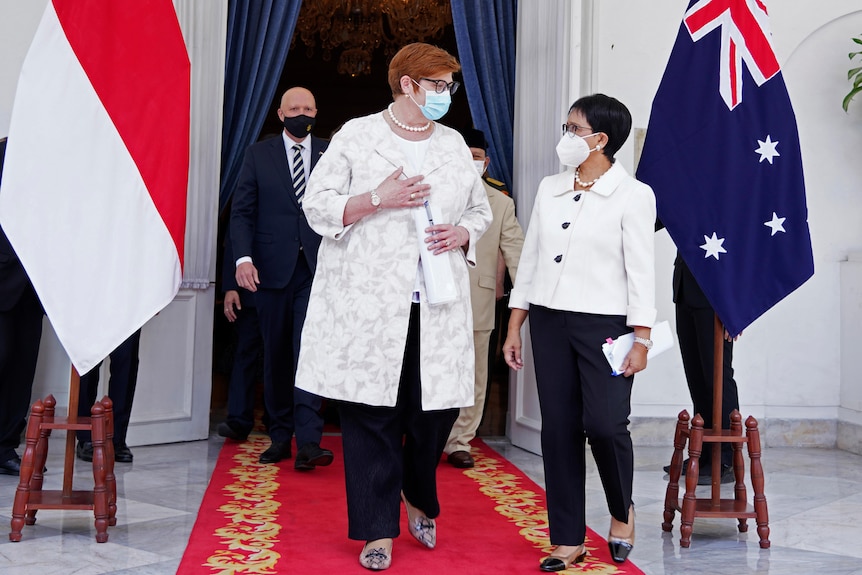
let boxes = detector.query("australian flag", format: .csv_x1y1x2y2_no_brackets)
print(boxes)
636,0,814,337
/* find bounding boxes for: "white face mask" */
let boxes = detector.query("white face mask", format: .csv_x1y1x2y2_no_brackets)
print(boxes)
555,133,598,167
473,160,486,176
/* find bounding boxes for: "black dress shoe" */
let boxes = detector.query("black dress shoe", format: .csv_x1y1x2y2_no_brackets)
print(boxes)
0,455,21,476
217,421,249,442
294,442,334,471
697,464,734,485
114,444,134,463
663,457,690,474
447,450,475,468
77,441,94,462
259,441,292,464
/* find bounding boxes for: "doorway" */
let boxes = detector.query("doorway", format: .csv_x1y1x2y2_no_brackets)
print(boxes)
212,1,510,437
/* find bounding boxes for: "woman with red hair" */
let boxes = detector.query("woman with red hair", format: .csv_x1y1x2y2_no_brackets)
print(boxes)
297,43,491,570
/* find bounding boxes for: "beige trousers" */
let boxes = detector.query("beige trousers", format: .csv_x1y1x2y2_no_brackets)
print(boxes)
445,329,492,454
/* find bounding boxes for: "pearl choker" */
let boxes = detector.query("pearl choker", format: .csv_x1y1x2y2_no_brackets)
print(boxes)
574,167,604,188
388,103,431,132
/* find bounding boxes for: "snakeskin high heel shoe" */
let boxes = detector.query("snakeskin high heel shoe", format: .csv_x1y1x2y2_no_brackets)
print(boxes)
401,492,436,549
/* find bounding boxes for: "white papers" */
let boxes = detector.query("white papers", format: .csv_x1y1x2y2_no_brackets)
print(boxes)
414,202,456,305
601,320,674,376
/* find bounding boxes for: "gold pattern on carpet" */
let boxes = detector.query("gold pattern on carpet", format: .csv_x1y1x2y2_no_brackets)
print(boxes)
466,447,625,574
203,435,281,574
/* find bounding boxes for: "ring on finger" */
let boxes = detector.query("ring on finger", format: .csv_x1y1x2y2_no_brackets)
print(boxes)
445,240,450,247
410,193,415,200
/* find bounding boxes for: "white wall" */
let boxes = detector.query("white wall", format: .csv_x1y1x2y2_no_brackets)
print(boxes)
581,1,862,446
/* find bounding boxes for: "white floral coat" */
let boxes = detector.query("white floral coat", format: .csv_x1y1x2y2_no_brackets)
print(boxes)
295,112,493,410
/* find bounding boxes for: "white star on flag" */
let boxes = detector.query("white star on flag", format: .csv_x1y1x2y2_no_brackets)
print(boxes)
700,232,727,260
764,212,786,236
755,135,780,164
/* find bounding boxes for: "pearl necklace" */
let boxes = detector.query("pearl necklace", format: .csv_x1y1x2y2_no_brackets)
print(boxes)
387,103,431,132
574,166,604,188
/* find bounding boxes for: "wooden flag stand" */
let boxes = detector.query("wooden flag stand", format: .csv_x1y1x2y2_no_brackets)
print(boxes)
9,365,117,543
662,314,770,548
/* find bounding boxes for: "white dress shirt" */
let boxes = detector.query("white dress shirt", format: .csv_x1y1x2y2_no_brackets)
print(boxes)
284,131,311,183
509,161,657,328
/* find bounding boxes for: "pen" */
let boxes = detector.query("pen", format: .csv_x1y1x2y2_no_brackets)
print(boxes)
424,200,438,237
424,200,434,226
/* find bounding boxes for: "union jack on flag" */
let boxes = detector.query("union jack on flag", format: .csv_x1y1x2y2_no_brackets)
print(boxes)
636,0,814,337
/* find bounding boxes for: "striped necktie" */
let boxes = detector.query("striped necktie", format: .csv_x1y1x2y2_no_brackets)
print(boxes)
291,143,306,204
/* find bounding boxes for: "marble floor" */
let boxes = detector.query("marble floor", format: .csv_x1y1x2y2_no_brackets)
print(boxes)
1,429,861,574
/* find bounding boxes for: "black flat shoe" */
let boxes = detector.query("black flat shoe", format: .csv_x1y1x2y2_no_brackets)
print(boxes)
294,442,334,471
259,441,291,463
539,545,586,572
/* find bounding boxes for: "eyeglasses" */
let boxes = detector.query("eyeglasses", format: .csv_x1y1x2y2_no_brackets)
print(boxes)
562,123,594,138
419,77,461,95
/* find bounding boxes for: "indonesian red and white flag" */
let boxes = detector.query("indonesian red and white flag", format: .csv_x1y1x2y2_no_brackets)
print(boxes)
0,0,190,374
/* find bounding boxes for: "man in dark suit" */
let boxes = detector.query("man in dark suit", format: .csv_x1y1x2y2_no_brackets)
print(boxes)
670,254,738,484
0,137,46,476
75,328,142,463
217,222,264,442
230,87,332,470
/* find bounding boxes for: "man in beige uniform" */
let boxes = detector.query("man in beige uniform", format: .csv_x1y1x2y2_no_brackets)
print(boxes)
445,129,524,468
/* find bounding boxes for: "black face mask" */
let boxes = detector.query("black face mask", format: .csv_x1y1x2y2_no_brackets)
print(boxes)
282,114,316,138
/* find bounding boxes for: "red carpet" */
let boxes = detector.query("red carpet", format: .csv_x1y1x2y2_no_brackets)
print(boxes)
178,434,644,574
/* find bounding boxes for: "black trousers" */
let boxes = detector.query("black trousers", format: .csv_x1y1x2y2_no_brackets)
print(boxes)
530,306,634,546
0,288,43,461
675,300,738,467
255,253,323,446
77,329,142,447
225,304,263,435
337,303,459,541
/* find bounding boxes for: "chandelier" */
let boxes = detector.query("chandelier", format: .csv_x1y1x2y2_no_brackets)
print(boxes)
294,0,453,77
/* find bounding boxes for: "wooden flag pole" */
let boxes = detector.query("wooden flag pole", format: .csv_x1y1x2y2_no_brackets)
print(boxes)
710,313,724,503
63,364,81,498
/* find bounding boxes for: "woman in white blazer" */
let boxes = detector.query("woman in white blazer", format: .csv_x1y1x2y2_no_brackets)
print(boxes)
503,94,656,571
296,43,491,571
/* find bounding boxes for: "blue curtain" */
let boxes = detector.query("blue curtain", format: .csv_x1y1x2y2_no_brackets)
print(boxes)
451,0,517,195
219,0,303,214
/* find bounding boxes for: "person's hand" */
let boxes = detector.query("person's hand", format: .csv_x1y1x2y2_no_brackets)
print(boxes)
425,225,469,255
724,329,742,342
223,290,241,322
375,167,430,209
620,344,648,377
235,262,259,293
503,331,524,371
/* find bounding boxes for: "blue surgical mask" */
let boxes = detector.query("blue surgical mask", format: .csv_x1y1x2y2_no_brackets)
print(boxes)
409,78,451,121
